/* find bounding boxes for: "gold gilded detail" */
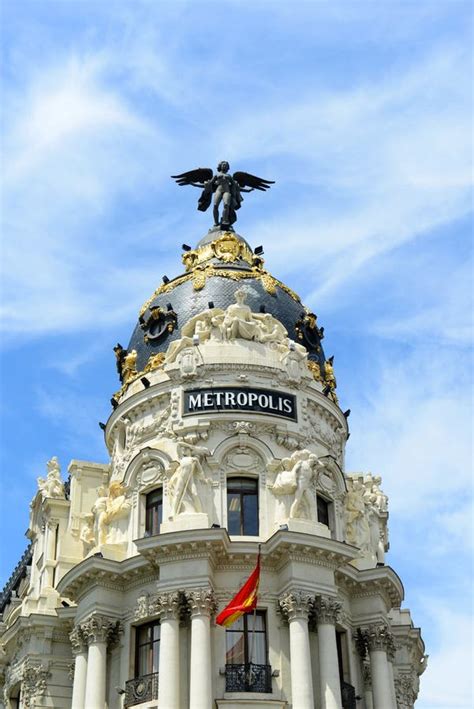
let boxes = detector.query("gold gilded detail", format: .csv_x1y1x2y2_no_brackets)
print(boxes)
307,361,322,382
122,350,138,385
213,232,243,262
139,266,301,316
144,352,166,373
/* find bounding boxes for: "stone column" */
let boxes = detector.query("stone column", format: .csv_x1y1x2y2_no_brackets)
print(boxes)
364,624,396,709
82,615,121,709
69,626,88,709
386,634,398,709
44,520,58,587
279,591,314,709
157,591,182,709
314,596,343,709
188,588,217,709
362,662,374,709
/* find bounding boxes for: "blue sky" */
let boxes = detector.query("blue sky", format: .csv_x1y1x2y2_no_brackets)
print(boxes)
1,1,472,705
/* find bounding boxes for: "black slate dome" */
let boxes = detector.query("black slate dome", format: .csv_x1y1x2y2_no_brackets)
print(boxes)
124,228,326,376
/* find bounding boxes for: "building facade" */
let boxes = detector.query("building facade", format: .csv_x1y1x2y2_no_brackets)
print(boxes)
0,228,426,709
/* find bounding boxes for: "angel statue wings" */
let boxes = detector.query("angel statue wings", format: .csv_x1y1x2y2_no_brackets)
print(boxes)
171,160,274,228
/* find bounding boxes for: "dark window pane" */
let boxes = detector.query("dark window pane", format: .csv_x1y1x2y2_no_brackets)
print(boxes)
135,622,160,677
146,489,163,536
242,494,258,535
317,496,330,527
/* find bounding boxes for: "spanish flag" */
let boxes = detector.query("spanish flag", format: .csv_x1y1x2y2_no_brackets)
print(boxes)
216,551,261,627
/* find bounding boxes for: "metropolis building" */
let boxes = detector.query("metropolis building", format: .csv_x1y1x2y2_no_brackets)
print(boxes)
0,222,426,709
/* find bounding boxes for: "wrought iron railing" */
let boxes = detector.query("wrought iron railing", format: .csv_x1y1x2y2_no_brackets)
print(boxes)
341,680,357,709
124,672,159,707
225,663,272,693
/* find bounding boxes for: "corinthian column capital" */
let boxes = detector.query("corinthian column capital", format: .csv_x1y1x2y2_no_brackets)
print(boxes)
154,590,183,621
186,587,217,618
69,626,87,655
314,595,342,625
278,590,312,621
363,623,394,652
80,614,122,646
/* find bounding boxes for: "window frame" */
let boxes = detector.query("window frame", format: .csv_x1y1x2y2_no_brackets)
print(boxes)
144,487,163,537
134,620,161,678
226,476,259,536
225,610,268,666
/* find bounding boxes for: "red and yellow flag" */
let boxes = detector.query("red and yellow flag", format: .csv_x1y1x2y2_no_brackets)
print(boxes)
216,552,261,628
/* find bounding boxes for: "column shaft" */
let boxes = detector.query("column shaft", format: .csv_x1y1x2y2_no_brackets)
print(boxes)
158,617,180,709
288,616,314,709
370,649,394,709
318,622,343,709
84,641,107,709
71,651,87,709
190,613,212,709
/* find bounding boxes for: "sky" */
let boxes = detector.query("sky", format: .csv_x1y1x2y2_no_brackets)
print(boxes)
0,0,472,705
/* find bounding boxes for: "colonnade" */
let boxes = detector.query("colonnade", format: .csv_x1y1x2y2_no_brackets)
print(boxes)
69,593,397,709
279,591,398,709
70,615,121,709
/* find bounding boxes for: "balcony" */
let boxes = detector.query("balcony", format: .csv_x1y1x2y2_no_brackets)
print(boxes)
124,672,159,707
225,663,272,693
341,680,357,709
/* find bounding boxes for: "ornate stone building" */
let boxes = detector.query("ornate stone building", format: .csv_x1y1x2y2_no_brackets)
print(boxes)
0,228,426,708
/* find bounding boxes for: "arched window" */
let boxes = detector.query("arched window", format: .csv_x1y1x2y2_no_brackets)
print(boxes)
227,477,259,536
145,489,163,536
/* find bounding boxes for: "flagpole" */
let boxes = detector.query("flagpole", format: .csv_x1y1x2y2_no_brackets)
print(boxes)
248,544,261,678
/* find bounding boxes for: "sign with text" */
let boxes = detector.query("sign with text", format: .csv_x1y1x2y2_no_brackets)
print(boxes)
183,387,297,421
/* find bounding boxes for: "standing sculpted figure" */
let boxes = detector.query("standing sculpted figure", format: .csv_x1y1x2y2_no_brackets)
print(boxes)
345,480,371,553
168,441,211,517
272,450,323,522
171,161,274,227
289,452,323,519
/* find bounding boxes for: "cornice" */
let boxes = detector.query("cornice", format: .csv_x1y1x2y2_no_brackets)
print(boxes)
335,565,404,609
135,527,358,572
56,554,156,602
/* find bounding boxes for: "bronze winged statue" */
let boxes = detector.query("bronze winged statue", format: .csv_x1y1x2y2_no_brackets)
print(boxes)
171,160,274,228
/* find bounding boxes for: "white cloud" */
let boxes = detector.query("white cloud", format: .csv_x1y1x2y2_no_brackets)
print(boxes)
345,346,472,518
416,602,473,708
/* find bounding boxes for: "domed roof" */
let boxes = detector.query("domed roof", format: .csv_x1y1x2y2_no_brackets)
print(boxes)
123,228,326,379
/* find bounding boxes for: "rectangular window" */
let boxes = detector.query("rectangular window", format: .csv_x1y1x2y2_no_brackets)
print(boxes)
225,611,267,665
317,495,330,527
227,478,259,536
135,622,160,677
145,489,163,536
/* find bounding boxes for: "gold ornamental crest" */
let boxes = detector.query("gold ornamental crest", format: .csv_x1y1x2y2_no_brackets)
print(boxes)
212,232,242,263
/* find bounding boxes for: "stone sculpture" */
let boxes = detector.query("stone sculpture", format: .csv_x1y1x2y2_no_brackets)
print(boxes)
91,481,131,546
168,441,211,517
272,449,323,522
345,475,389,565
345,480,371,553
37,457,65,499
171,161,274,227
166,289,293,366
